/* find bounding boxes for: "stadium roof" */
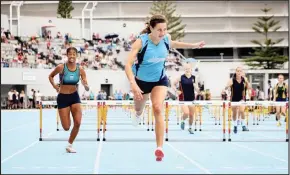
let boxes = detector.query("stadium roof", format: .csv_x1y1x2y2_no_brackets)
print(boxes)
1,1,151,5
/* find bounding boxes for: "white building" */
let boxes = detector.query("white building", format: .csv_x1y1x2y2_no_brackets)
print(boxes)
1,1,289,98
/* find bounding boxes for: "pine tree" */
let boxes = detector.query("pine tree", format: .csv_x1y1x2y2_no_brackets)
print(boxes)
149,1,186,41
57,0,74,19
244,8,288,69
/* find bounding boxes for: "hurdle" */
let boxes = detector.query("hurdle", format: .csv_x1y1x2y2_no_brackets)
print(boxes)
98,100,227,142
39,100,99,141
227,101,288,142
39,100,288,142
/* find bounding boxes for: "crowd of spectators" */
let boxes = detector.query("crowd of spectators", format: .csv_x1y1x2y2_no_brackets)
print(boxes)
81,89,134,101
1,28,183,71
1,88,43,109
0,27,190,110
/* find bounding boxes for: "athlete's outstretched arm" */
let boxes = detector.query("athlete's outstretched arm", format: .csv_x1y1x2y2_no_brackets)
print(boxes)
80,67,89,91
167,34,205,49
125,39,142,85
193,81,200,94
225,79,233,90
48,64,63,92
171,76,181,93
273,85,277,101
125,39,144,100
244,77,252,89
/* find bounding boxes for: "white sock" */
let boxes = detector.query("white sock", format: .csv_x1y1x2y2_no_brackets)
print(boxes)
157,147,162,151
136,107,145,118
241,119,245,126
67,143,72,147
233,120,237,127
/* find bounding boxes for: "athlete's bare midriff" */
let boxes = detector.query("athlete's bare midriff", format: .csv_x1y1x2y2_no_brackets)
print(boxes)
59,85,78,94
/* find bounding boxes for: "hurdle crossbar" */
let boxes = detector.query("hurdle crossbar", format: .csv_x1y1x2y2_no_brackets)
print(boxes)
41,100,288,107
39,100,288,142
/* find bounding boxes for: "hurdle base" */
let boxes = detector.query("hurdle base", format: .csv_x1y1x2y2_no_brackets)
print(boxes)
228,138,232,142
56,129,59,131
103,138,106,141
102,138,224,142
97,138,100,141
223,138,226,142
39,138,42,141
230,139,286,142
41,138,98,141
286,139,289,142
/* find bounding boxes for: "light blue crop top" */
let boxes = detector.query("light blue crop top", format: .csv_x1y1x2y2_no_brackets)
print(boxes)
59,64,80,85
132,33,170,82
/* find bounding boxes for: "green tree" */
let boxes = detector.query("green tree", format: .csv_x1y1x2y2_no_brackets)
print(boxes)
149,1,186,41
244,8,288,69
57,0,74,18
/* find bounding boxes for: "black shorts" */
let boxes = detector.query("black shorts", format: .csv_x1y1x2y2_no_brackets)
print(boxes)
179,94,195,101
276,97,286,102
231,97,244,102
135,76,169,94
57,91,81,109
20,97,23,104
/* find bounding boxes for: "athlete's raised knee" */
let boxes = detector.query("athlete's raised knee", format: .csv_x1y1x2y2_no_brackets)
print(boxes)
63,125,70,131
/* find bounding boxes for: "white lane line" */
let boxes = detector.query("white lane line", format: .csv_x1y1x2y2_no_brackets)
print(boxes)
202,132,287,163
93,132,103,174
166,142,212,174
141,125,212,174
1,132,55,164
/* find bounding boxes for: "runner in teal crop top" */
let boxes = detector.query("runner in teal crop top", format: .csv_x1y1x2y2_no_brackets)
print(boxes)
48,47,90,153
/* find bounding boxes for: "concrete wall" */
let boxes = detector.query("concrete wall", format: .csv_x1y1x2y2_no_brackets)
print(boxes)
1,1,288,46
1,61,252,98
1,68,130,97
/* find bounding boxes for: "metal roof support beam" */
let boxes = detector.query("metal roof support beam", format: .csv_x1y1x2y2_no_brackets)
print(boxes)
16,1,23,36
81,2,89,39
9,2,13,32
9,1,23,36
81,1,98,40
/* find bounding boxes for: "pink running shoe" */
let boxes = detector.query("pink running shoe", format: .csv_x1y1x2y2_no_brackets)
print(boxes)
155,149,164,161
